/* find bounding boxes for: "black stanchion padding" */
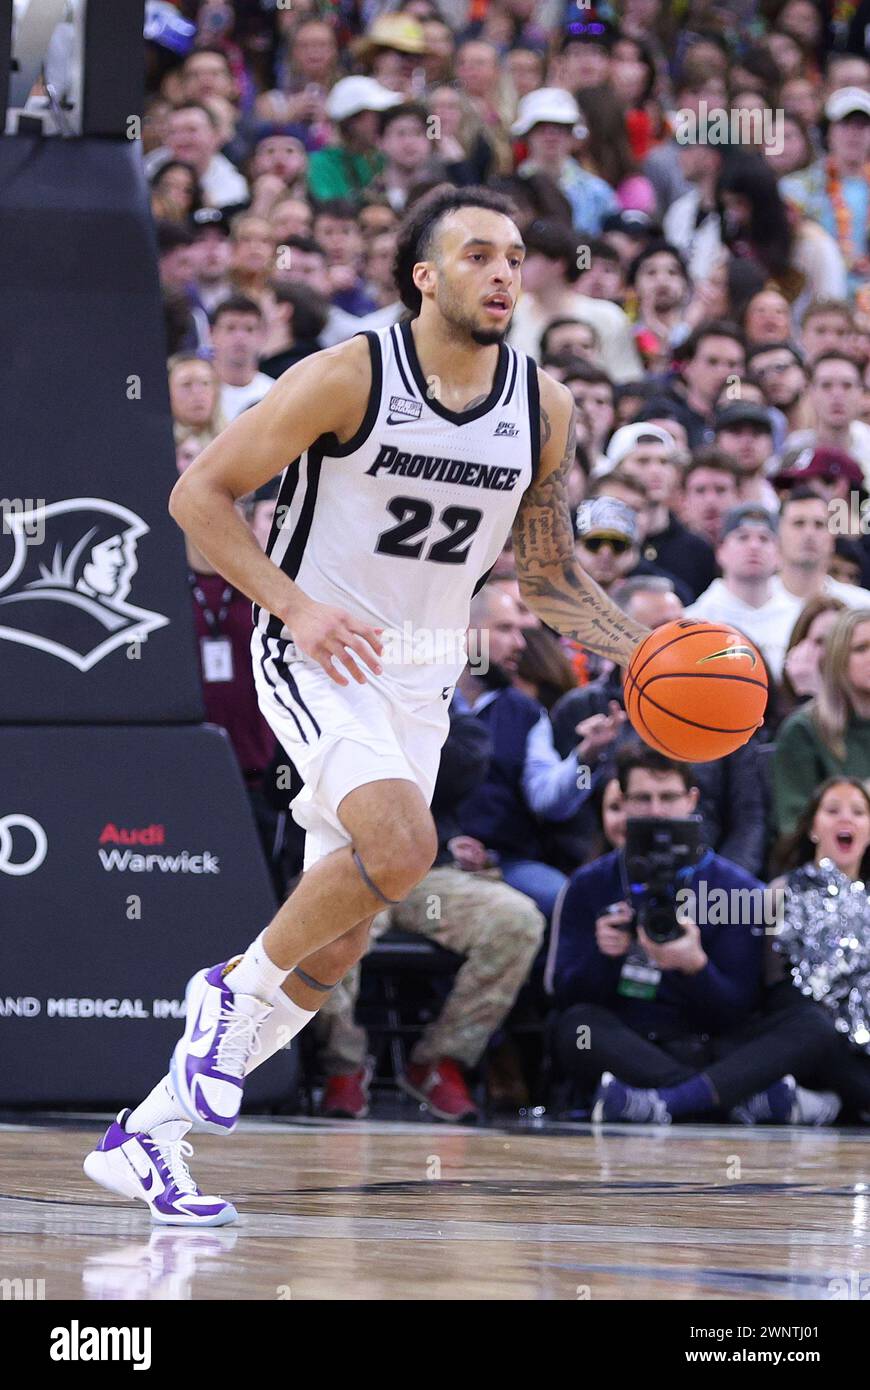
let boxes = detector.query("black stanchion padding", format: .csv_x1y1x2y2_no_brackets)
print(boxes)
82,0,144,136
0,137,203,723
0,725,297,1111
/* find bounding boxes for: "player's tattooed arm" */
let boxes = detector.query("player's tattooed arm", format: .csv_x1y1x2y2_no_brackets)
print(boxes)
512,373,650,665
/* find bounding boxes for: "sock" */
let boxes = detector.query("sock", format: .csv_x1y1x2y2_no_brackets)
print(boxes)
245,988,317,1075
126,1075,187,1133
657,1073,717,1120
223,929,290,1003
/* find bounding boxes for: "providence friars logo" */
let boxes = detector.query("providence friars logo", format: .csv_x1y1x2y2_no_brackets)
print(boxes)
0,499,169,670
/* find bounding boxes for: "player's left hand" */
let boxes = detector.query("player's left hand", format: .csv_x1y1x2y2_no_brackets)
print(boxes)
638,919,707,975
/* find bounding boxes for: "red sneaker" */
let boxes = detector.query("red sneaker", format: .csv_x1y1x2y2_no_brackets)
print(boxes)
320,1069,370,1119
401,1058,479,1123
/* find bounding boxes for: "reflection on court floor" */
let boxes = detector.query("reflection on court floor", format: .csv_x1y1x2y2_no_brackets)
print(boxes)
1,1117,869,1300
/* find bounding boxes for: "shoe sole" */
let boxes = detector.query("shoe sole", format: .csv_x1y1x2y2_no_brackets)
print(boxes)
83,1150,237,1227
171,969,239,1136
397,1074,478,1123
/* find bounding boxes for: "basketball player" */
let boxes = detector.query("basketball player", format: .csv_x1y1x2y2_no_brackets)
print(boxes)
84,187,650,1223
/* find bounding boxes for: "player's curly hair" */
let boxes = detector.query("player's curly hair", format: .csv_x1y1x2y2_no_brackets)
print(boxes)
392,185,519,316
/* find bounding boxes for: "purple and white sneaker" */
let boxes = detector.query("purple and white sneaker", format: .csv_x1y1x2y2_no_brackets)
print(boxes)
170,960,272,1134
83,1111,237,1226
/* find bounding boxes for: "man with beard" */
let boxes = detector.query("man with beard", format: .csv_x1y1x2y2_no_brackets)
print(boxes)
626,241,693,369
746,341,810,439
84,186,655,1225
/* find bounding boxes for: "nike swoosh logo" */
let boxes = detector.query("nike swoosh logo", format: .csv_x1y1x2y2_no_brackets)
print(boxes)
190,997,212,1044
386,414,417,425
141,1171,154,1192
696,644,758,669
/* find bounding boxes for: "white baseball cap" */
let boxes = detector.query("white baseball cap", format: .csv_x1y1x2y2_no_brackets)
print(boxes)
604,423,676,469
824,86,870,122
326,76,402,124
511,88,588,139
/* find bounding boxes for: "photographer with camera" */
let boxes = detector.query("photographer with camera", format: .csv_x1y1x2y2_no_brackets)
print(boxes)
547,742,844,1123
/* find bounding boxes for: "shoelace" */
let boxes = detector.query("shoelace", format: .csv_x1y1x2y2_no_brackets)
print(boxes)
215,1005,263,1077
161,1139,198,1196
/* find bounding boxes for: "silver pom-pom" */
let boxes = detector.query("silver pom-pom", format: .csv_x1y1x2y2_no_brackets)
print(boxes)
779,859,870,1054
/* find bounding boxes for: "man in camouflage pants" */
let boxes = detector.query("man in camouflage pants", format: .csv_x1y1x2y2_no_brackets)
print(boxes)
315,862,545,1121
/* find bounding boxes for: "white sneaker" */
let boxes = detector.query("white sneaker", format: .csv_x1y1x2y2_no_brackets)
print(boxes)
83,1110,237,1226
170,960,272,1134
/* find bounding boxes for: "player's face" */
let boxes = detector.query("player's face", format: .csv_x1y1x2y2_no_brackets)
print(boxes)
426,209,524,346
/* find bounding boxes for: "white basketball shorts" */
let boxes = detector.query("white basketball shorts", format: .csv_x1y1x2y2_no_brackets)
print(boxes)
251,632,450,869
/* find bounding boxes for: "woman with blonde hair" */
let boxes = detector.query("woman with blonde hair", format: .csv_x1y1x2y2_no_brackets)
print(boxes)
426,85,494,187
167,353,226,437
774,607,870,834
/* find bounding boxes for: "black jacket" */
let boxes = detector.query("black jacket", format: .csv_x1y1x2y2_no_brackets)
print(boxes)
431,704,492,862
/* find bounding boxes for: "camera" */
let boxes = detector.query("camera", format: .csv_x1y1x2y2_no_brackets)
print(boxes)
623,817,705,945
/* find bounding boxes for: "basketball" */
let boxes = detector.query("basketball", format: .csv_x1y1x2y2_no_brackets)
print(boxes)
623,620,768,763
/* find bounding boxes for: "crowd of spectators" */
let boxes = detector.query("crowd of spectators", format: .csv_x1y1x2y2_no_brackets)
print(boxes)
150,0,870,1126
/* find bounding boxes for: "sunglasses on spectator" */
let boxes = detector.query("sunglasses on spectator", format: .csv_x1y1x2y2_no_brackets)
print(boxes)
581,536,632,555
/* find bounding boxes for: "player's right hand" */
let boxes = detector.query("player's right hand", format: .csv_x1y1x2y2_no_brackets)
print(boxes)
288,597,384,686
595,901,634,957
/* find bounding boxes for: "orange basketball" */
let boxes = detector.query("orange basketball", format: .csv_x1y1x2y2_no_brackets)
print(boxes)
623,619,768,763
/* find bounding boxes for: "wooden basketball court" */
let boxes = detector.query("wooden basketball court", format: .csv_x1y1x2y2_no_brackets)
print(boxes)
2,1115,868,1300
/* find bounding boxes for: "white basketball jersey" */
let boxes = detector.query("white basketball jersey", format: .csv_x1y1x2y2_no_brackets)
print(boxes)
255,320,541,701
